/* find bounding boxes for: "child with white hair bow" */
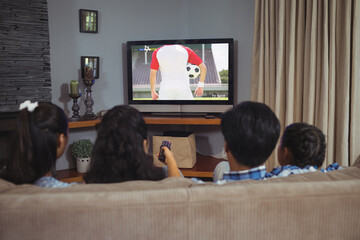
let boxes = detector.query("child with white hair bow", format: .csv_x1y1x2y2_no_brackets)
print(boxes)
0,100,75,188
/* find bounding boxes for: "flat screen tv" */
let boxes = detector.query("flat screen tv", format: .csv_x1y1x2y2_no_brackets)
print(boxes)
126,38,234,115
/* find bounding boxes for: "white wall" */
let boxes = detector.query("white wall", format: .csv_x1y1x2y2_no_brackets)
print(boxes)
47,0,255,170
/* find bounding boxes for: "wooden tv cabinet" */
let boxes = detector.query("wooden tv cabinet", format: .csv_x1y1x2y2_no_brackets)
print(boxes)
56,153,224,183
61,115,224,182
68,115,221,128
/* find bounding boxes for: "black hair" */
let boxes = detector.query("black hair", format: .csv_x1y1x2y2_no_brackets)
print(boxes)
280,122,326,168
221,101,280,168
0,102,68,184
84,105,166,183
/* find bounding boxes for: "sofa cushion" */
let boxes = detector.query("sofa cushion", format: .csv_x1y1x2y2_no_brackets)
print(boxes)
1,177,359,240
185,179,360,240
0,176,193,194
0,178,15,190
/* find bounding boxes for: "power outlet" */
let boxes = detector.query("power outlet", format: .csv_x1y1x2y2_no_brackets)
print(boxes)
221,147,227,159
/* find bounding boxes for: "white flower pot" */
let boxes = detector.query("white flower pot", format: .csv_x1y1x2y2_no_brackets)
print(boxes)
76,157,91,173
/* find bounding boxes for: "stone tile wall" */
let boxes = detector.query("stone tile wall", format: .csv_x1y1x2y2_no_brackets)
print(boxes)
0,0,51,109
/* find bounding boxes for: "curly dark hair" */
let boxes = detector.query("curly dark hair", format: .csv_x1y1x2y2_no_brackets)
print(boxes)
83,105,166,183
0,102,68,184
280,122,326,168
221,101,280,168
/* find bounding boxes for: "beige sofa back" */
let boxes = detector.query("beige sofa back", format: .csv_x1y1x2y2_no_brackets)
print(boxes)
1,165,360,240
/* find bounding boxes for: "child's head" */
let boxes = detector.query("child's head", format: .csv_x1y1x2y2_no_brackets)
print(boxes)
278,122,326,168
1,101,68,184
221,101,280,168
84,105,165,183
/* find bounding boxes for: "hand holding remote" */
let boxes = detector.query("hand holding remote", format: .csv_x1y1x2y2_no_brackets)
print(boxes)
158,141,171,162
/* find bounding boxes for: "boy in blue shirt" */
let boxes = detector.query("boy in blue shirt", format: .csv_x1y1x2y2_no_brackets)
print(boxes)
212,101,280,184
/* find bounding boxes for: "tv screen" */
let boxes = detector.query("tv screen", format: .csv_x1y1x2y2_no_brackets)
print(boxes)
126,38,234,114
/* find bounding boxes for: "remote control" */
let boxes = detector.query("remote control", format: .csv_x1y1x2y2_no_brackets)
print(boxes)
158,141,171,162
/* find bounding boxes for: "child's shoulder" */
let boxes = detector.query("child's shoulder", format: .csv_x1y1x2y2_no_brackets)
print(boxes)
265,165,317,178
34,176,75,188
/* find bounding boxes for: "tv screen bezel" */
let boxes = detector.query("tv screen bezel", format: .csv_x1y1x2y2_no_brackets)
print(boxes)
126,38,234,104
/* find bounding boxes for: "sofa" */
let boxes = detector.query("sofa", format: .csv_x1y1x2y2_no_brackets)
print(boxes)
1,159,360,240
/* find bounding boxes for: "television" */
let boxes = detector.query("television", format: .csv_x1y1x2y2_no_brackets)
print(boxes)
126,38,234,115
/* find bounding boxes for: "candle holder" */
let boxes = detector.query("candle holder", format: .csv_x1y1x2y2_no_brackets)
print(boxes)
68,93,82,121
82,78,97,120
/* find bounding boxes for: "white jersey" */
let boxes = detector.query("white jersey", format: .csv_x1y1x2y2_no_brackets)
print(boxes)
156,45,193,100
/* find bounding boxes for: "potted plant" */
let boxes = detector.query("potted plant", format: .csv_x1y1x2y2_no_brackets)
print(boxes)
72,139,94,173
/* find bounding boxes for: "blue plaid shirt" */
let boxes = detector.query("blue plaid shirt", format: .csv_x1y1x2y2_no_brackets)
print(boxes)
264,163,343,179
192,165,267,185
221,165,266,181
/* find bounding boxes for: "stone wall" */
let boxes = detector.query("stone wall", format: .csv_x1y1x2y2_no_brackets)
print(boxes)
0,0,51,109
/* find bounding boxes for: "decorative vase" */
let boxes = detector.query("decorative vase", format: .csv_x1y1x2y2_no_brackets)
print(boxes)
76,157,91,173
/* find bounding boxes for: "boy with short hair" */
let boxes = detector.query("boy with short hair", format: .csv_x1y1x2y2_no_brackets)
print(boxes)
212,101,281,183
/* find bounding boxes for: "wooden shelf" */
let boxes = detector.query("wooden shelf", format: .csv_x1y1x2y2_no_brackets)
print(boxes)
144,115,221,125
66,115,223,181
56,153,224,182
55,169,84,183
68,118,101,129
179,153,224,178
68,115,221,129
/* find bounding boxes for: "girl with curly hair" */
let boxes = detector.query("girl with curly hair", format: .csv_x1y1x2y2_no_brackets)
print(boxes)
84,105,181,183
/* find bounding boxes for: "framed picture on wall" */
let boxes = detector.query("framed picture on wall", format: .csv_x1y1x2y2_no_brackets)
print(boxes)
79,9,98,33
81,56,100,79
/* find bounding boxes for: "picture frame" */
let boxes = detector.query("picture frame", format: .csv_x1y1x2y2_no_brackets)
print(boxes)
81,56,100,79
79,9,98,33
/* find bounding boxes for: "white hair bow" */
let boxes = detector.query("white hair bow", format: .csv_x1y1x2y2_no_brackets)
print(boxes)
19,100,39,112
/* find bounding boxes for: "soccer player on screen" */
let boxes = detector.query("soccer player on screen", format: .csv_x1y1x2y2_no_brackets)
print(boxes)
150,45,207,100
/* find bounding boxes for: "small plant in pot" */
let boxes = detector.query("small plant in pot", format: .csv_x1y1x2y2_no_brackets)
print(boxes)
72,139,94,173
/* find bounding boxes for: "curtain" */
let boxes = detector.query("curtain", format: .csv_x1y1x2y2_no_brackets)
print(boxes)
251,0,360,171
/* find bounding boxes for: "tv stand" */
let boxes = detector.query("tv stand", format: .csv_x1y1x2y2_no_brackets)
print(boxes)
65,116,224,180
56,153,224,182
142,114,221,125
149,112,219,118
68,115,221,128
